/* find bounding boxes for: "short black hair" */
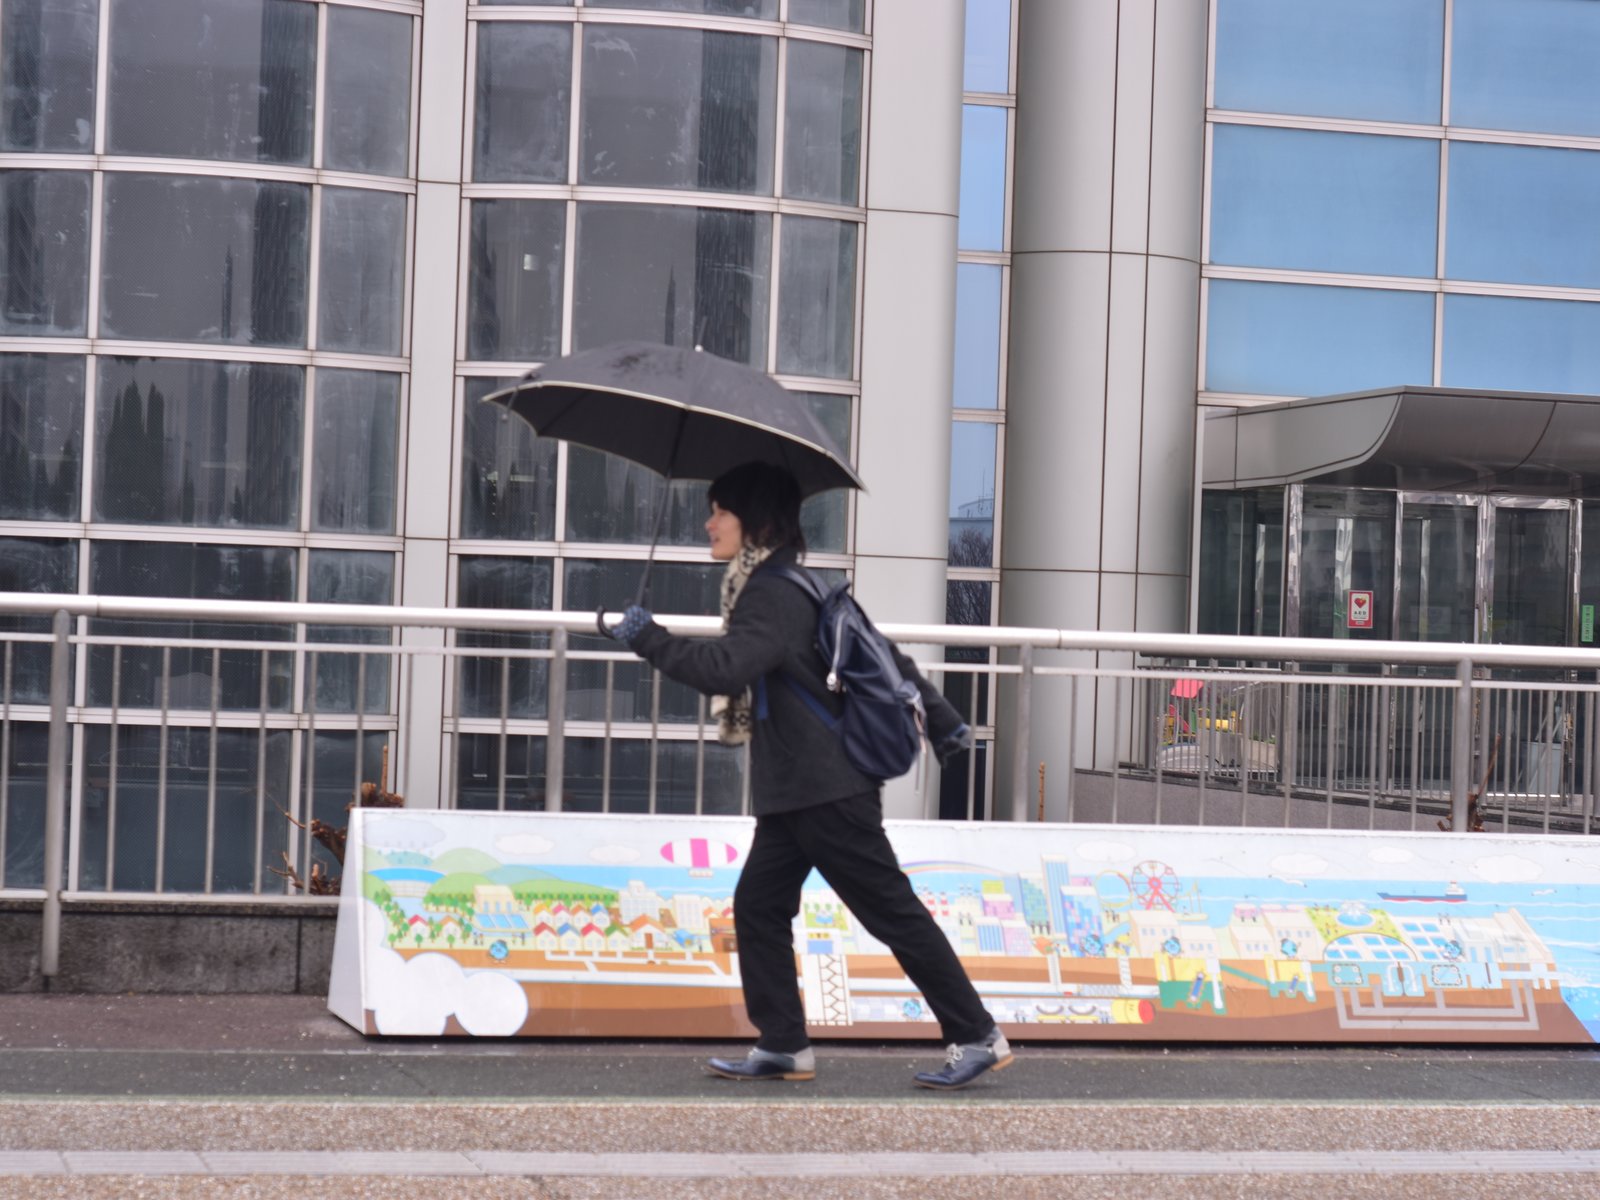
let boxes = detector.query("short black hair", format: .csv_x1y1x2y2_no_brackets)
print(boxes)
707,461,805,554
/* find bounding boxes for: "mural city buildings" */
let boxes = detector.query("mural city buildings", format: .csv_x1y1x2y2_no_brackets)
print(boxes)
3,1,1600,901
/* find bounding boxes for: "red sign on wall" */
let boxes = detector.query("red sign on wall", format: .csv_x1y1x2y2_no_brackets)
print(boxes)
1348,589,1374,629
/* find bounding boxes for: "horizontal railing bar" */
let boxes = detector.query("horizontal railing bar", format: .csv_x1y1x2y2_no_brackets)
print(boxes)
8,591,1600,669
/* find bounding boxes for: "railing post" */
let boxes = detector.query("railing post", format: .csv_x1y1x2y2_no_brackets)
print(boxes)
1010,643,1035,822
545,628,566,813
41,609,70,979
1450,656,1474,831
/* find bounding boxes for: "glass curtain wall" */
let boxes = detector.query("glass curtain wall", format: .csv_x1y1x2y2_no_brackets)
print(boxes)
456,2,867,813
0,0,417,893
1205,0,1600,402
938,0,1012,820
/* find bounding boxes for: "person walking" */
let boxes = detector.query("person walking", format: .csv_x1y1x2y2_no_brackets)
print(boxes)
604,461,1013,1090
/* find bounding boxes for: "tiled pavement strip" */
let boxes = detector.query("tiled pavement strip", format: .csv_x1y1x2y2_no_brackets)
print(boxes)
5,996,1600,1190
2,1149,1600,1178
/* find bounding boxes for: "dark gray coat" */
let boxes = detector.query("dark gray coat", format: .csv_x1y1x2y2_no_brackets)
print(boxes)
630,548,966,816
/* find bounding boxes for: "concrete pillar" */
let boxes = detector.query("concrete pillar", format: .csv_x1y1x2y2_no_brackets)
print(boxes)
397,0,467,807
1000,0,1205,813
854,0,967,817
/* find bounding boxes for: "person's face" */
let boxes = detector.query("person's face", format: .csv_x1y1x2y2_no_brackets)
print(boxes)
705,502,744,561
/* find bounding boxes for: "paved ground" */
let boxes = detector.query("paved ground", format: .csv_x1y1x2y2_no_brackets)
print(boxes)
3,994,1600,1197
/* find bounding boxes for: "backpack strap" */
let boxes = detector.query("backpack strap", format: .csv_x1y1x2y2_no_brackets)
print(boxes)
759,562,828,606
753,561,841,725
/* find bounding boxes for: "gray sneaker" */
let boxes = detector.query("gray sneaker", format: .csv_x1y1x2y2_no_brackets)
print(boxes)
913,1028,1013,1090
706,1045,816,1081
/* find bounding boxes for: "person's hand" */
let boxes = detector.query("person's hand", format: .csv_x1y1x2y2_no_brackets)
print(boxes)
606,605,654,647
933,722,972,766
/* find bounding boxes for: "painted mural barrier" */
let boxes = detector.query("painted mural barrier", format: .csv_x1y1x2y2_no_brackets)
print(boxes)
328,807,1600,1043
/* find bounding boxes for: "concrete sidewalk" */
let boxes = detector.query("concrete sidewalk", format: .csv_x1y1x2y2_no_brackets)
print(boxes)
3,994,1600,1198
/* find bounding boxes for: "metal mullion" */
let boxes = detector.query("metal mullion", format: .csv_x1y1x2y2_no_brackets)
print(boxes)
648,669,661,813
106,647,120,890
0,644,10,889
205,649,220,893
92,0,110,157
304,650,319,880
254,649,269,894
601,660,614,810
767,211,784,372
498,654,510,811
694,693,707,816
154,647,171,893
355,652,369,811
313,1,330,170
448,646,463,809
772,34,789,202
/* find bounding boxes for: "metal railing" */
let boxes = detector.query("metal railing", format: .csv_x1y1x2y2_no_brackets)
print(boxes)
6,592,1600,975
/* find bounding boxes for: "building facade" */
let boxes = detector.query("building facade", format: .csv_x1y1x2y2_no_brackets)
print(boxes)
1,0,1598,895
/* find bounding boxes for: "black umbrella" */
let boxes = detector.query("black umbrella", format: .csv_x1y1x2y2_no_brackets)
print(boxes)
483,341,864,617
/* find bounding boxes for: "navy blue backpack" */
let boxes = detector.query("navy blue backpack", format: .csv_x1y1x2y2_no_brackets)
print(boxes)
759,564,926,782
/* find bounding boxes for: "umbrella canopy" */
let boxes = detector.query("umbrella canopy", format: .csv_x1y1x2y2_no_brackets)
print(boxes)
482,341,863,497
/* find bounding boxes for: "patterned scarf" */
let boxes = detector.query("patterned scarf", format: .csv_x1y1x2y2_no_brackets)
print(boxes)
713,543,774,745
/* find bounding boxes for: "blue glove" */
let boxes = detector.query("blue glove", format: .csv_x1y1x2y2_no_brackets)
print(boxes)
607,605,654,647
934,723,973,766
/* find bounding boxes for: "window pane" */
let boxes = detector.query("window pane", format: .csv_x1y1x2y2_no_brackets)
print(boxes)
940,579,991,820
783,40,862,204
581,25,776,195
1,0,97,151
318,187,406,354
1443,294,1600,395
106,0,315,164
467,199,565,362
325,6,412,176
1,170,89,335
1213,0,1443,124
0,354,82,520
0,722,50,888
1447,142,1600,289
1453,0,1600,137
958,105,1006,252
0,538,77,705
562,736,744,815
964,0,1011,92
574,202,771,367
301,731,387,874
789,0,863,31
792,391,851,554
584,0,778,18
777,217,856,379
565,447,707,545
953,263,1001,410
1204,280,1434,397
86,542,296,710
461,377,558,541
564,558,721,725
457,556,553,720
94,358,303,529
1209,126,1438,277
949,421,996,567
456,732,547,812
80,724,291,894
101,174,309,347
472,21,571,183
306,549,394,715
312,369,399,534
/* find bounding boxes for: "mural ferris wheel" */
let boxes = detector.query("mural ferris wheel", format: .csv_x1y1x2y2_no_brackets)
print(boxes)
1130,860,1182,911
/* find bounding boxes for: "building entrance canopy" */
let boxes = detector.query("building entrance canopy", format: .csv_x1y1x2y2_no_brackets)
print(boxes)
1203,386,1600,498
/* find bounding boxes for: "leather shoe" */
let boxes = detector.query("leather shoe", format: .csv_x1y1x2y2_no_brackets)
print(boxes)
706,1046,815,1081
913,1028,1013,1090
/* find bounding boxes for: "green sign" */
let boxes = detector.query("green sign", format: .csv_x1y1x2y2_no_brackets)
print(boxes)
1584,605,1595,644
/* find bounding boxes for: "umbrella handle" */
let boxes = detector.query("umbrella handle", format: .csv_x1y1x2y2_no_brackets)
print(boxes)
595,606,614,639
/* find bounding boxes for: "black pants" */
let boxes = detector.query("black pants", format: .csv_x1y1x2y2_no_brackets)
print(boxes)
732,791,994,1053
